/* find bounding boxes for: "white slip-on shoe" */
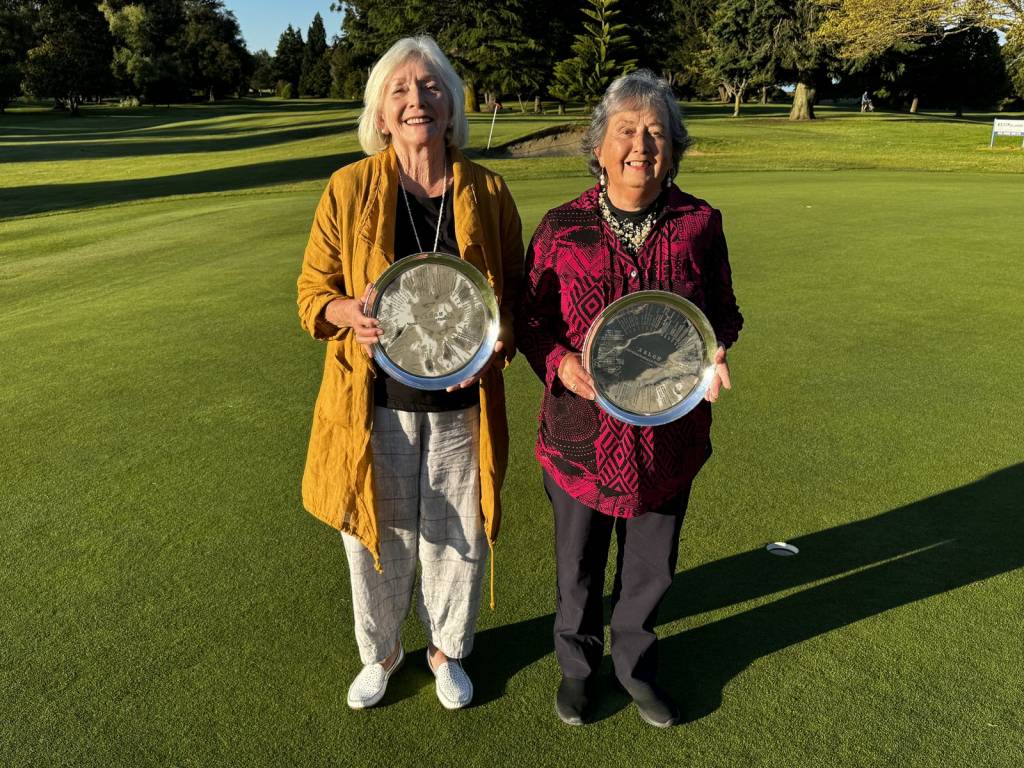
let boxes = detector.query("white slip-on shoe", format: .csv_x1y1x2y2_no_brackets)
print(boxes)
346,644,405,709
427,649,473,709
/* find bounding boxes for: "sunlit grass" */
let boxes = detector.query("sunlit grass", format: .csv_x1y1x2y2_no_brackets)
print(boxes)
1,98,1022,768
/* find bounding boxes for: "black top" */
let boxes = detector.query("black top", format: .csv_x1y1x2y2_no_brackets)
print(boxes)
606,194,660,223
373,187,481,412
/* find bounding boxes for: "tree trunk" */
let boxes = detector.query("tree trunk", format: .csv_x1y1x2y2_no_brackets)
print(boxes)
208,86,215,103
463,81,479,113
718,85,728,103
789,81,816,120
517,93,525,112
732,89,742,117
910,95,919,113
557,101,565,116
534,95,541,113
760,86,767,104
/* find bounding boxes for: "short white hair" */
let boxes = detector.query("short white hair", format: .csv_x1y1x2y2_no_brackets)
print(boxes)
357,36,468,156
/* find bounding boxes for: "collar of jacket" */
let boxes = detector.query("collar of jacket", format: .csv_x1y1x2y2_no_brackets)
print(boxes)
357,144,486,264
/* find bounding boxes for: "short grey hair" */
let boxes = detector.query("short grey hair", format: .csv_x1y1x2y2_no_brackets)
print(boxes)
582,69,692,181
357,36,468,155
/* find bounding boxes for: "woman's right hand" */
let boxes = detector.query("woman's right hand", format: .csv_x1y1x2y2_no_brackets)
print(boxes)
557,353,596,400
323,284,381,356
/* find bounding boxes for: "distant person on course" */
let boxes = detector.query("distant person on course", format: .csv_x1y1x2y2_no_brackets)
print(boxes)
296,35,523,711
861,91,874,112
516,69,743,728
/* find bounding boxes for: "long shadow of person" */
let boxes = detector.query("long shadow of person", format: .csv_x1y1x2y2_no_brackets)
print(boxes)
472,464,1024,720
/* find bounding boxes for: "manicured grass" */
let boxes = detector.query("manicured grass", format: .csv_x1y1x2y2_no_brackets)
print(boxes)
1,100,1022,767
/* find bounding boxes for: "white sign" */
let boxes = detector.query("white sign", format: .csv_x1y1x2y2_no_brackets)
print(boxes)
989,119,1024,147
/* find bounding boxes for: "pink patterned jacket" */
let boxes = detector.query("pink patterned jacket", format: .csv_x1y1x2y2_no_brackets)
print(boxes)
516,184,743,517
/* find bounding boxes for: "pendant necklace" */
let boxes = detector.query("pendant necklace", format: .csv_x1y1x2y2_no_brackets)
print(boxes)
398,160,447,253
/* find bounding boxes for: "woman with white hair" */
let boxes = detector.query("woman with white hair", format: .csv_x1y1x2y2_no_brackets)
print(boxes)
297,36,523,711
517,70,743,727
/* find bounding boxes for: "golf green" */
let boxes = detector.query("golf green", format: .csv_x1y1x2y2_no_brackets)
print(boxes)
1,101,1021,767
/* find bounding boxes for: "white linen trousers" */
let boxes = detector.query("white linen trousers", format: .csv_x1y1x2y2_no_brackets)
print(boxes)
342,405,487,664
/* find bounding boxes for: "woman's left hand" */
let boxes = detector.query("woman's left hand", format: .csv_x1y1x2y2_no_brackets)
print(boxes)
445,340,506,392
704,345,732,402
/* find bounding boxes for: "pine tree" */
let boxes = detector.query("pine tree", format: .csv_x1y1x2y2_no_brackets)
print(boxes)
550,0,637,108
274,25,304,97
299,12,330,97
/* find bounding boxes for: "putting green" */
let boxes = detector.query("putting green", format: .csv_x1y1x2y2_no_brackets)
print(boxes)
1,101,1022,767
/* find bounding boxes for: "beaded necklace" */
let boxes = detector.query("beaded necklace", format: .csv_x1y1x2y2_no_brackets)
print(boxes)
598,190,660,257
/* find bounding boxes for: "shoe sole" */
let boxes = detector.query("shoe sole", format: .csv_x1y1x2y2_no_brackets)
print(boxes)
635,704,678,728
436,687,472,710
347,647,405,709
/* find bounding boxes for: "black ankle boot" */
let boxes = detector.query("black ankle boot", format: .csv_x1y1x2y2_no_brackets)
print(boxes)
555,677,591,725
621,680,679,728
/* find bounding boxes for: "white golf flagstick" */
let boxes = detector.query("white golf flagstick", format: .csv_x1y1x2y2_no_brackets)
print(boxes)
486,102,499,150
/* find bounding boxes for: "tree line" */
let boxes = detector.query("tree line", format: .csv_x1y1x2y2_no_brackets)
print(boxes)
1,0,251,113
322,0,1023,118
2,0,1022,117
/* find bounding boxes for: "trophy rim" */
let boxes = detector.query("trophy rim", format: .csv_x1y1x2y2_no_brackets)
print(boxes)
582,290,718,426
364,252,500,390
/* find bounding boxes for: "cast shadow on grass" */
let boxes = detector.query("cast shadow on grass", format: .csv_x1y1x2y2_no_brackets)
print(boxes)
472,463,1024,722
0,150,364,220
0,122,356,163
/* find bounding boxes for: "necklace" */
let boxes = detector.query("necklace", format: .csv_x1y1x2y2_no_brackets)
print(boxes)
398,161,447,254
598,190,659,257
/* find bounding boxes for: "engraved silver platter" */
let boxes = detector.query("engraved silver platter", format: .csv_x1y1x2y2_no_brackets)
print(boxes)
582,290,717,426
364,252,499,390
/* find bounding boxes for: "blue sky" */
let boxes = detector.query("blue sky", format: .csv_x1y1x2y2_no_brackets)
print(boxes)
222,1,343,54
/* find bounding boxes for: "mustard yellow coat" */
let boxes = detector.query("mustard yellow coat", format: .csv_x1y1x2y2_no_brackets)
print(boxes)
297,146,524,573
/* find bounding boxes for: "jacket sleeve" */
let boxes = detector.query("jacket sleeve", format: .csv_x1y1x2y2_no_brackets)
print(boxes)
515,216,572,389
297,177,350,342
704,209,743,349
496,178,525,365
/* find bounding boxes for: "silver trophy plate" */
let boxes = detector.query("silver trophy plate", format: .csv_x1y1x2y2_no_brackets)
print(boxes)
582,290,717,425
365,252,499,390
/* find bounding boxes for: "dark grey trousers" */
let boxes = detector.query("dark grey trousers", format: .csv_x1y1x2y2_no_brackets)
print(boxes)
545,471,690,689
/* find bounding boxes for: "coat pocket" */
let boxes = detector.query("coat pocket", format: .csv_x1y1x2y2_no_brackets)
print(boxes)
333,341,354,373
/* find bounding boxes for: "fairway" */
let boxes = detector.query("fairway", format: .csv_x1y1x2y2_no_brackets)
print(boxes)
2,101,1023,767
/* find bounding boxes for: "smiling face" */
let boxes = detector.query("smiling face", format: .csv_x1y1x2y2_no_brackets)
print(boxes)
378,56,451,156
593,103,673,209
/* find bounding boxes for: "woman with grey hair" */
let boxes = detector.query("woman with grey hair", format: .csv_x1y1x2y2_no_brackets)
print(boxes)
517,69,743,727
297,36,523,711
